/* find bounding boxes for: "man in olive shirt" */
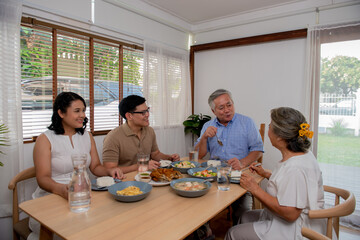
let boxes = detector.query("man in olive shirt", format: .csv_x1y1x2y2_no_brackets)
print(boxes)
102,95,180,173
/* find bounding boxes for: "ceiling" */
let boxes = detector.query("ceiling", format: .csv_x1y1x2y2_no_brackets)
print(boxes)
140,0,304,24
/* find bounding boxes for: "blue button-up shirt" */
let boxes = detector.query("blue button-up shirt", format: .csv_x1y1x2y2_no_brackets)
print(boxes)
195,113,264,161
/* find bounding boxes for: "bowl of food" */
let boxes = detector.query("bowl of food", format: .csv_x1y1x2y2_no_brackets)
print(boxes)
159,160,172,168
171,161,200,174
108,181,152,202
170,178,211,198
187,167,217,181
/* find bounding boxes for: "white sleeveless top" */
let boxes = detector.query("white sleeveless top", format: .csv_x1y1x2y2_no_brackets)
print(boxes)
32,130,92,199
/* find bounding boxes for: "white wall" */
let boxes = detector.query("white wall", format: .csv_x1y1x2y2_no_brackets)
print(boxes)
192,3,360,173
22,0,190,50
194,38,306,171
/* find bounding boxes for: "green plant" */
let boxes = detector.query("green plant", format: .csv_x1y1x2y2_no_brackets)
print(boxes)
183,114,211,138
0,123,9,167
330,119,348,136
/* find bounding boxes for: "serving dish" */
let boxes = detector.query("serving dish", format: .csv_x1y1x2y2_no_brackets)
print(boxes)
187,167,217,181
108,181,152,202
171,160,200,174
170,178,211,198
134,172,170,186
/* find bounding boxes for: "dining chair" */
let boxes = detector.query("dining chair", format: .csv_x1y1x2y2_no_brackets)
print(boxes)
302,185,356,240
252,123,266,210
8,166,36,240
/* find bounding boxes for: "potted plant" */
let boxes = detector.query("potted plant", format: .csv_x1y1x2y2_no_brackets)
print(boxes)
183,113,211,140
0,123,9,167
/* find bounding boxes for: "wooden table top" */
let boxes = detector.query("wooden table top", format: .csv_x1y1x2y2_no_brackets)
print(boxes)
20,166,263,240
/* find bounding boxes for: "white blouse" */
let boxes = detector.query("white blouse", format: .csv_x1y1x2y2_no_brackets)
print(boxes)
32,130,91,199
254,151,327,240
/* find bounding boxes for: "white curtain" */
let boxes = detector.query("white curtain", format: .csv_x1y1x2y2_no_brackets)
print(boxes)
304,21,360,229
0,0,23,218
143,40,191,158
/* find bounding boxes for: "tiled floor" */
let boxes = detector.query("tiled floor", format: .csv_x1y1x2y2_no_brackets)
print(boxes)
210,210,360,240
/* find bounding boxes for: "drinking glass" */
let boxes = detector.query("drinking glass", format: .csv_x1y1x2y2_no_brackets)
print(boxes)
137,153,150,173
217,164,232,191
188,146,199,162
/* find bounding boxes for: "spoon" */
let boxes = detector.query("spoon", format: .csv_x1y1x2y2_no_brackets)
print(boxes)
215,135,223,146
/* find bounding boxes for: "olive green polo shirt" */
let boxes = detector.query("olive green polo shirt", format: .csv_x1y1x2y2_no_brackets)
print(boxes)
102,123,159,166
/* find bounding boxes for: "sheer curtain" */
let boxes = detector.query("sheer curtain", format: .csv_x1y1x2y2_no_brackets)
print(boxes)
143,40,191,157
0,0,23,218
305,21,360,229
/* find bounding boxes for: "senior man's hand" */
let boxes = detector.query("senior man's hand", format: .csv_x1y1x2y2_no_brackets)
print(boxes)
227,157,245,170
170,153,180,162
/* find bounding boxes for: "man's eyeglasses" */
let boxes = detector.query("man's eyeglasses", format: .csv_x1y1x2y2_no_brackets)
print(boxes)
130,107,150,116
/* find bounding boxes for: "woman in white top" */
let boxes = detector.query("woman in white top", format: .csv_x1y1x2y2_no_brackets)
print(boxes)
28,92,125,240
225,107,326,240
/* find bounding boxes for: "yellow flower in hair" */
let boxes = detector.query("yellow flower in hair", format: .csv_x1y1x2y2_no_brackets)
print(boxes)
299,123,313,139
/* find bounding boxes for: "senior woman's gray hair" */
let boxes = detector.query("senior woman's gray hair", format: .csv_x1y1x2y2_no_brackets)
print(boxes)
208,89,233,110
270,107,311,153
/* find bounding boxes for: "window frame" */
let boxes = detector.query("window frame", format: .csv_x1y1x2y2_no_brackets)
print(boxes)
21,17,143,143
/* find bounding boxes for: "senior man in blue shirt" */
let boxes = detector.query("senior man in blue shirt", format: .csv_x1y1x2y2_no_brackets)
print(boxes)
195,88,264,225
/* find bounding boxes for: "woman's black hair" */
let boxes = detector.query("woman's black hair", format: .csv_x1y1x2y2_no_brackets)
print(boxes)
118,95,146,120
48,92,88,135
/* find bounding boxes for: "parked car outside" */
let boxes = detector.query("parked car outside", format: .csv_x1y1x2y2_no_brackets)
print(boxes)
21,76,143,110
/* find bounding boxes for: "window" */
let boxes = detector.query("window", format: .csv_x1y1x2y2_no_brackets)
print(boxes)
20,19,143,141
315,23,360,227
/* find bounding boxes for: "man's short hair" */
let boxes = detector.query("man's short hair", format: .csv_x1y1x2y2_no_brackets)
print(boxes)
119,95,146,119
208,89,233,110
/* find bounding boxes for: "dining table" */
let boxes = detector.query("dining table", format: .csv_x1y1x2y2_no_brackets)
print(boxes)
19,161,264,240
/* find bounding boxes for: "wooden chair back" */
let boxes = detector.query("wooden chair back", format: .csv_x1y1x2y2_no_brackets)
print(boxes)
302,185,356,239
8,167,36,240
258,123,265,164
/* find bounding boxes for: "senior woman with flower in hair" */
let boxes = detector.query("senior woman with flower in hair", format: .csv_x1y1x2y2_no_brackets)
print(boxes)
225,107,326,240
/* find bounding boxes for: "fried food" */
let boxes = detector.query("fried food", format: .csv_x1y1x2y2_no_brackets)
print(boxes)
116,186,143,196
150,168,182,182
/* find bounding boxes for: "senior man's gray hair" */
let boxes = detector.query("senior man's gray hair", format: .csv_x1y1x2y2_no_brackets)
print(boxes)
208,89,233,110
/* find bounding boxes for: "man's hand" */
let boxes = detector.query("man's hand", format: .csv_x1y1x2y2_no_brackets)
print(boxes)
148,160,160,170
169,153,180,162
227,157,244,170
202,126,218,139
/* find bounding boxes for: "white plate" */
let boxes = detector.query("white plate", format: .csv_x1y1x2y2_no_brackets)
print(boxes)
135,173,170,186
91,178,121,191
230,170,241,184
159,160,172,168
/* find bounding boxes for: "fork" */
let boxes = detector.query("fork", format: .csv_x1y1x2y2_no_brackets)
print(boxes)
215,135,223,146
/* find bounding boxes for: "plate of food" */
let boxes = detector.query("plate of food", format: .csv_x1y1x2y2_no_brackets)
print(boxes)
200,160,228,168
229,170,242,184
108,181,152,202
135,168,182,186
187,167,217,181
171,160,200,173
170,178,211,198
91,177,122,191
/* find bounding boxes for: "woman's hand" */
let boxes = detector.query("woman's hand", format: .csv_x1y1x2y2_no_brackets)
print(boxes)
239,173,260,193
59,184,69,200
249,162,270,179
149,160,160,170
108,167,126,180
